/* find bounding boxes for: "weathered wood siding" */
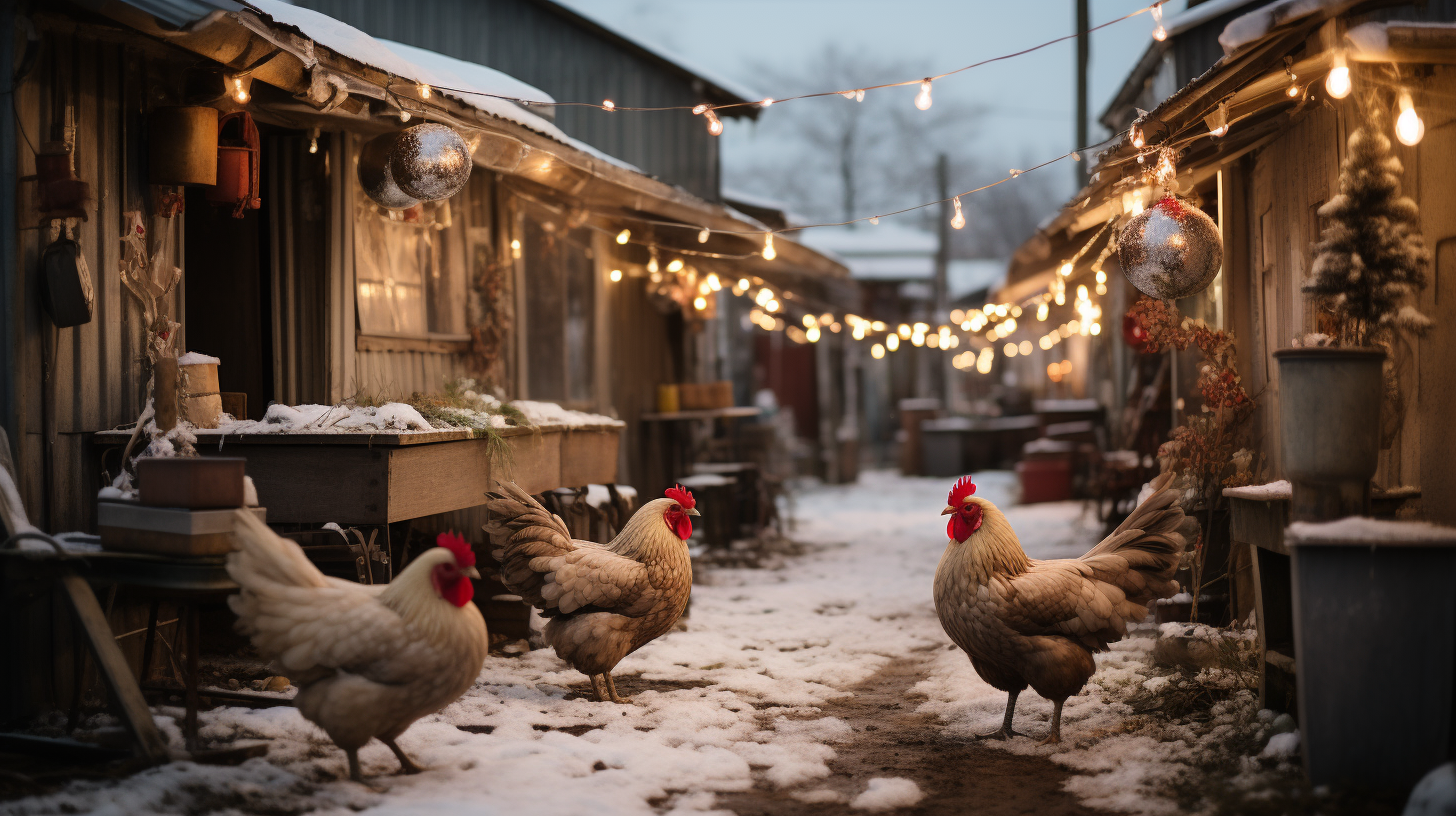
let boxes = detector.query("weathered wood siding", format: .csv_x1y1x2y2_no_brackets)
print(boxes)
12,25,177,532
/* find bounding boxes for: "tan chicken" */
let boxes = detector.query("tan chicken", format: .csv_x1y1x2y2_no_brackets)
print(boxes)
485,483,696,703
227,511,488,783
933,472,1189,744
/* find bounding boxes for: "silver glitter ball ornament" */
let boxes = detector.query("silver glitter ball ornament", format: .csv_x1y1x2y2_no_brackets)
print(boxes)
1117,197,1223,300
357,132,419,210
391,123,471,201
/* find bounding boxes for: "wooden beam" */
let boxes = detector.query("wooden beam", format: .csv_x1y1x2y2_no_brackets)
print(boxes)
59,571,170,765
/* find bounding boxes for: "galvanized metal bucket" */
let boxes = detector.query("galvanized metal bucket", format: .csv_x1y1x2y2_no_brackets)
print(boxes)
1273,347,1385,521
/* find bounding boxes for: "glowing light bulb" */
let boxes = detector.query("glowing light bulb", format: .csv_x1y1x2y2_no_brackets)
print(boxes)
603,99,615,110
1326,52,1352,99
1151,4,1167,41
805,325,820,343
510,239,522,259
698,228,711,243
761,98,774,107
852,324,866,341
418,83,432,99
616,229,631,245
950,196,966,230
1396,92,1425,146
704,109,723,136
914,322,930,333
871,343,886,359
1077,285,1089,300
232,76,250,104
841,90,856,100
911,332,925,347
1039,336,1052,350
886,334,900,352
915,78,933,110
1131,125,1145,149
1004,343,1017,358
762,233,777,261
855,89,865,102
898,324,911,338
1019,340,1032,355
398,106,411,122
694,296,708,311
609,269,623,282
707,273,721,291
738,278,750,290
1037,302,1049,321
693,104,708,115
869,217,879,225
1090,322,1102,336
766,299,780,312
667,259,684,273
1058,261,1072,277
756,288,772,306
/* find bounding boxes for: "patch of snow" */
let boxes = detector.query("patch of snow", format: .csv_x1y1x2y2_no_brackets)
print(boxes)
1219,0,1351,55
1222,480,1292,500
1260,730,1300,758
1405,762,1456,816
1288,517,1456,545
96,486,127,502
850,777,924,811
215,402,435,435
243,475,259,508
175,351,220,366
510,400,624,428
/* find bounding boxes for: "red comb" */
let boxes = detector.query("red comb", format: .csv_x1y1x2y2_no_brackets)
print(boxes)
436,531,475,568
664,484,695,509
947,476,977,506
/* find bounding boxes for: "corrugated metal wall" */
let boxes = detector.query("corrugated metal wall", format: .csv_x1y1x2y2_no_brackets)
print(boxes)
292,0,723,201
13,25,174,532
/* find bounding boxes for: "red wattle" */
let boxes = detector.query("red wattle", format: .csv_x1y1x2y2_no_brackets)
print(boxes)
666,511,693,541
432,564,475,607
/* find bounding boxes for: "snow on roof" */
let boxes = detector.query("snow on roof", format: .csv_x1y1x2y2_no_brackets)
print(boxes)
1219,0,1351,55
1166,0,1266,39
1287,516,1456,546
948,259,1006,300
243,2,570,142
800,225,938,256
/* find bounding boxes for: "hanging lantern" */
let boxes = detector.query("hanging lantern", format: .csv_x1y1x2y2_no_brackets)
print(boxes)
1117,196,1222,300
390,123,472,201
205,111,262,217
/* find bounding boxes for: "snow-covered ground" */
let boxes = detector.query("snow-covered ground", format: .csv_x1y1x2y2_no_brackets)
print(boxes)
3,470,1282,816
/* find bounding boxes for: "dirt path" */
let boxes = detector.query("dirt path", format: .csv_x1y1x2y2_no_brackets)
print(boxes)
715,651,1113,816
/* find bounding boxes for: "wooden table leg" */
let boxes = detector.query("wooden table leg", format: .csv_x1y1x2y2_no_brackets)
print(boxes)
58,571,169,764
184,606,200,751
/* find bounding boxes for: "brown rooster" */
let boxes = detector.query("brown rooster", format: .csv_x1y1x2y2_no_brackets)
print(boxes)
227,512,488,782
933,471,1189,744
485,483,696,703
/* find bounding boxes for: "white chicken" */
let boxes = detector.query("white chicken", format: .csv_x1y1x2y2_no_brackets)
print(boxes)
227,511,488,783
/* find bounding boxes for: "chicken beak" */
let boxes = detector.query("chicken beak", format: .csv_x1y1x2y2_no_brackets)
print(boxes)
941,505,956,516
464,565,481,580
686,507,701,516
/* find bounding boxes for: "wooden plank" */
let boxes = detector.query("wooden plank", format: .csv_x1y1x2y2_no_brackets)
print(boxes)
387,439,496,522
498,431,561,495
202,444,390,525
558,427,620,487
58,571,169,764
355,334,472,355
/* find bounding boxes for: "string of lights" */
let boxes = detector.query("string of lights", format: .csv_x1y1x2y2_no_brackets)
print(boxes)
415,1,1168,126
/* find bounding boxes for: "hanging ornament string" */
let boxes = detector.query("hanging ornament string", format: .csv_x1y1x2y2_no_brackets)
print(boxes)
418,2,1168,116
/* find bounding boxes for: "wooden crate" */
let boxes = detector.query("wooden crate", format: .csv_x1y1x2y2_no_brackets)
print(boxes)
559,426,621,487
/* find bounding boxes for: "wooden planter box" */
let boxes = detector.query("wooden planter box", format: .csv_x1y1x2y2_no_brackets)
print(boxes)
558,425,621,487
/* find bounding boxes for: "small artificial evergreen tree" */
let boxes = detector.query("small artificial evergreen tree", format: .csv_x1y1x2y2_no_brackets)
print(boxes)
1306,109,1431,346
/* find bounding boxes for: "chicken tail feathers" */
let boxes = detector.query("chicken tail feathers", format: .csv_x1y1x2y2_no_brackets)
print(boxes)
1081,471,1189,606
482,482,577,606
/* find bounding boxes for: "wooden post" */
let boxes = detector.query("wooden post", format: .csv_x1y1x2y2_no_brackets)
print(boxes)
155,357,178,432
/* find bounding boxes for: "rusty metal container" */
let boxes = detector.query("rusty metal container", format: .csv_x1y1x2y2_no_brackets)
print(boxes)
148,106,219,186
137,456,246,509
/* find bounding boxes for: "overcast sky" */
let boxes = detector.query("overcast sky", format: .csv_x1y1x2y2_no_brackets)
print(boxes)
556,0,1188,210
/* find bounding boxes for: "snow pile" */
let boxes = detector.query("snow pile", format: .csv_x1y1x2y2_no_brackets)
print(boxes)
1406,762,1456,816
1288,516,1456,545
1222,480,1292,501
175,351,220,366
511,400,624,428
1219,0,1350,55
215,402,436,435
850,777,924,811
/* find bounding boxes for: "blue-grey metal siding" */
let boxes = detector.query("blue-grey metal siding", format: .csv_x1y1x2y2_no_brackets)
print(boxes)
292,0,725,201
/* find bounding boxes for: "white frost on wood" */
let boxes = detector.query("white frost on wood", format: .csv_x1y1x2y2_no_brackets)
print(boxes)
1222,480,1292,500
1288,516,1456,544
176,352,221,367
1219,0,1350,55
850,777,924,811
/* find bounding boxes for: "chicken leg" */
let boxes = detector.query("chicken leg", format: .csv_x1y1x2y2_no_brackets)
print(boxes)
975,689,1028,740
589,674,609,702
1038,698,1066,746
383,737,423,774
605,673,631,704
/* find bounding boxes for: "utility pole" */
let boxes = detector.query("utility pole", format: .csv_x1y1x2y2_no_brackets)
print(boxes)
1075,0,1090,187
934,153,951,407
